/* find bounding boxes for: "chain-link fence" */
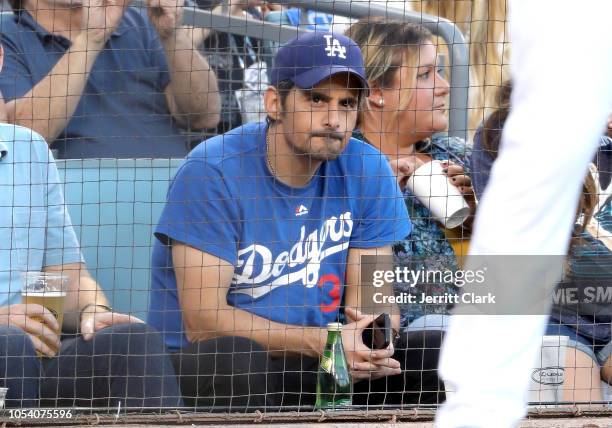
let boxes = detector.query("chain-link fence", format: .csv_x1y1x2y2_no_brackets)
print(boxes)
0,0,610,424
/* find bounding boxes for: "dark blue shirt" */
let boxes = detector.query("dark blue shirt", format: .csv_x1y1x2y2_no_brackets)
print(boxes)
0,8,190,158
470,127,493,201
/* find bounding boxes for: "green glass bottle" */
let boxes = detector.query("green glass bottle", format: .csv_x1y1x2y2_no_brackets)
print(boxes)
315,322,352,409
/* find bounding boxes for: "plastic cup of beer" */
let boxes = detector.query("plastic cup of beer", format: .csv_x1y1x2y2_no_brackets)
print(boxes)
21,272,68,355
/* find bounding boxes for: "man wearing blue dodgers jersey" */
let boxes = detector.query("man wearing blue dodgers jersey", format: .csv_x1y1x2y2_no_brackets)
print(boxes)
149,31,445,409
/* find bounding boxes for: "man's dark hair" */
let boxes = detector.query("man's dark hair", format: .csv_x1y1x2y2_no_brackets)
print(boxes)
480,81,512,158
266,80,295,125
8,0,22,12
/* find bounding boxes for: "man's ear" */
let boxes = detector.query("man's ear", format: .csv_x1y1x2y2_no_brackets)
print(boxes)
264,86,281,122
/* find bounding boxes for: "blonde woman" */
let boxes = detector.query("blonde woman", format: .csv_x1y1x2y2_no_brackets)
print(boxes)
346,19,476,328
410,0,510,139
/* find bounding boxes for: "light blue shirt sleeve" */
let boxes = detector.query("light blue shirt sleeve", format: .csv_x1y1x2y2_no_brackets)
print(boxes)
36,137,83,268
0,126,83,307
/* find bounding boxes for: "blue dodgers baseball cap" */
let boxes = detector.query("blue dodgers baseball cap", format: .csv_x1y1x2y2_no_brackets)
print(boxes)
270,32,369,94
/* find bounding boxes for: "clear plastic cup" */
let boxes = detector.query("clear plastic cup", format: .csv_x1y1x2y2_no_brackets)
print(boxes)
21,272,68,356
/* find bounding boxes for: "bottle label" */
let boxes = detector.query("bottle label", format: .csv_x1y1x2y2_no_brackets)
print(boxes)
320,355,333,373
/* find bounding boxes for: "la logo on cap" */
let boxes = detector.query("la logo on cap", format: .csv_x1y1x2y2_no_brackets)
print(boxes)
323,34,347,59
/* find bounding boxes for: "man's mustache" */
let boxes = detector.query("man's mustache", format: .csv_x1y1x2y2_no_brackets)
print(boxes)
309,132,344,142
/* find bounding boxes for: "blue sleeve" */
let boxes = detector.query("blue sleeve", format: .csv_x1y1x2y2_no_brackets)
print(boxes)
350,154,411,248
449,136,472,173
35,136,83,267
470,127,494,200
155,159,240,265
431,134,472,173
0,30,35,100
596,136,612,190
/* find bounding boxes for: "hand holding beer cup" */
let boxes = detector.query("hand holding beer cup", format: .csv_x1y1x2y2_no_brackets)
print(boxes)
19,272,68,357
0,303,61,357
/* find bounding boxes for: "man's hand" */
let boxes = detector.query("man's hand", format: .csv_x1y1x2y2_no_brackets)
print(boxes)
342,308,401,382
260,2,282,17
80,310,144,341
389,156,425,191
183,26,211,50
0,304,61,357
229,0,264,13
148,0,182,41
83,0,132,48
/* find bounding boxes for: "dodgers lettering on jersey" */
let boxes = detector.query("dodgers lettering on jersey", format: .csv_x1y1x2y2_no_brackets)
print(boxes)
149,122,411,351
226,205,355,323
232,212,353,298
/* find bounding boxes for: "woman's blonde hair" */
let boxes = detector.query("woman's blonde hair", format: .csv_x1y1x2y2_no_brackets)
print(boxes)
411,0,510,139
345,18,433,126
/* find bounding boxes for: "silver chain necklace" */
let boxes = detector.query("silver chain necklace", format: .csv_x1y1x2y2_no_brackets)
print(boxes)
266,130,276,176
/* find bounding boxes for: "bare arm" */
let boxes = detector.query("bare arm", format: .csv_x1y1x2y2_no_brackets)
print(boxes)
343,246,402,380
44,262,109,333
174,241,400,381
6,0,131,143
6,34,104,143
161,29,221,130
173,242,326,357
148,0,220,130
45,262,142,340
344,246,400,332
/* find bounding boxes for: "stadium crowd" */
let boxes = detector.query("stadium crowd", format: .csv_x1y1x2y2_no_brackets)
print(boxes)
0,0,609,413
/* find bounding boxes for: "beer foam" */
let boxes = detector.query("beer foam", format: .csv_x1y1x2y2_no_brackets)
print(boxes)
22,291,67,297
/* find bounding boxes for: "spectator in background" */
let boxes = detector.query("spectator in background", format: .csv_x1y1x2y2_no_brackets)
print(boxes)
472,81,611,402
0,41,182,408
149,32,444,409
472,83,612,204
191,0,268,135
347,20,475,329
261,2,337,69
0,0,221,158
408,0,510,142
189,0,336,138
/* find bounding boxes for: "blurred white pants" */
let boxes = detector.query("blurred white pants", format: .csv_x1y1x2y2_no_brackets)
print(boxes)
436,1,612,427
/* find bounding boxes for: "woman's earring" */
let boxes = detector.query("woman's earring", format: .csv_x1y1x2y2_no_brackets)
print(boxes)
379,99,384,106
